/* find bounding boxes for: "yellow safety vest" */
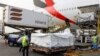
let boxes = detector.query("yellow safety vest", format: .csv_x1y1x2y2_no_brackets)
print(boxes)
22,35,28,47
92,36,97,44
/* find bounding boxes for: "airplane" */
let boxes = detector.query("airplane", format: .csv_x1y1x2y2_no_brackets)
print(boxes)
33,0,78,25
32,0,100,31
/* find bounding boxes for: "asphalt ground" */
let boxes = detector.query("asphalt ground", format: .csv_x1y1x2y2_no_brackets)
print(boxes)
0,38,64,56
1,38,100,56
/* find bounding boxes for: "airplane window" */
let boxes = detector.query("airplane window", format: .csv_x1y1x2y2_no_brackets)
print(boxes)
59,10,61,11
60,9,63,12
72,8,73,10
72,8,74,10
68,8,70,10
68,8,69,9
64,9,67,10
62,9,64,11
69,8,70,10
67,8,68,10
65,9,67,11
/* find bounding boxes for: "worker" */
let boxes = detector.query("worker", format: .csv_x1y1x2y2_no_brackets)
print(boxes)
4,34,8,45
18,32,23,52
25,30,31,44
92,33,98,50
17,32,29,56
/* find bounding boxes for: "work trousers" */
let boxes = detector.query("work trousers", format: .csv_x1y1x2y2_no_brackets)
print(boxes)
92,43,98,50
18,43,22,52
22,46,29,56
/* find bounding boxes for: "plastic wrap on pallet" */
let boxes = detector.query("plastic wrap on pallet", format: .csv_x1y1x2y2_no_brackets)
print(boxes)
31,28,75,48
77,12,95,22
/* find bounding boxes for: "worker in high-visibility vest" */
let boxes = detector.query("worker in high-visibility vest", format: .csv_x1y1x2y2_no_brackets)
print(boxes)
17,32,29,56
92,34,98,50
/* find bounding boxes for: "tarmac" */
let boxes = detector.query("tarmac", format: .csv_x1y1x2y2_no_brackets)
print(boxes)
1,38,100,56
0,38,64,56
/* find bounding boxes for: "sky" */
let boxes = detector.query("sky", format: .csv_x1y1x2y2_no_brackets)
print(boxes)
0,0,100,10
0,0,34,10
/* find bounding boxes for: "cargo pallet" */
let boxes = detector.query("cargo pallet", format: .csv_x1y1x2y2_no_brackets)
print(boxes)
75,43,92,50
31,43,68,54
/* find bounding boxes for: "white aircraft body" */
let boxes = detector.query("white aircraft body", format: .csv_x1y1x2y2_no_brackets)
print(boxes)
32,0,100,25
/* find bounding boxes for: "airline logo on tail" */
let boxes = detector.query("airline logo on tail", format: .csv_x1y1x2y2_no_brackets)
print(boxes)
34,0,76,24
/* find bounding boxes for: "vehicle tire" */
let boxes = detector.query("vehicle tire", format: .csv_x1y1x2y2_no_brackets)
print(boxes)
9,42,14,47
46,50,51,55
